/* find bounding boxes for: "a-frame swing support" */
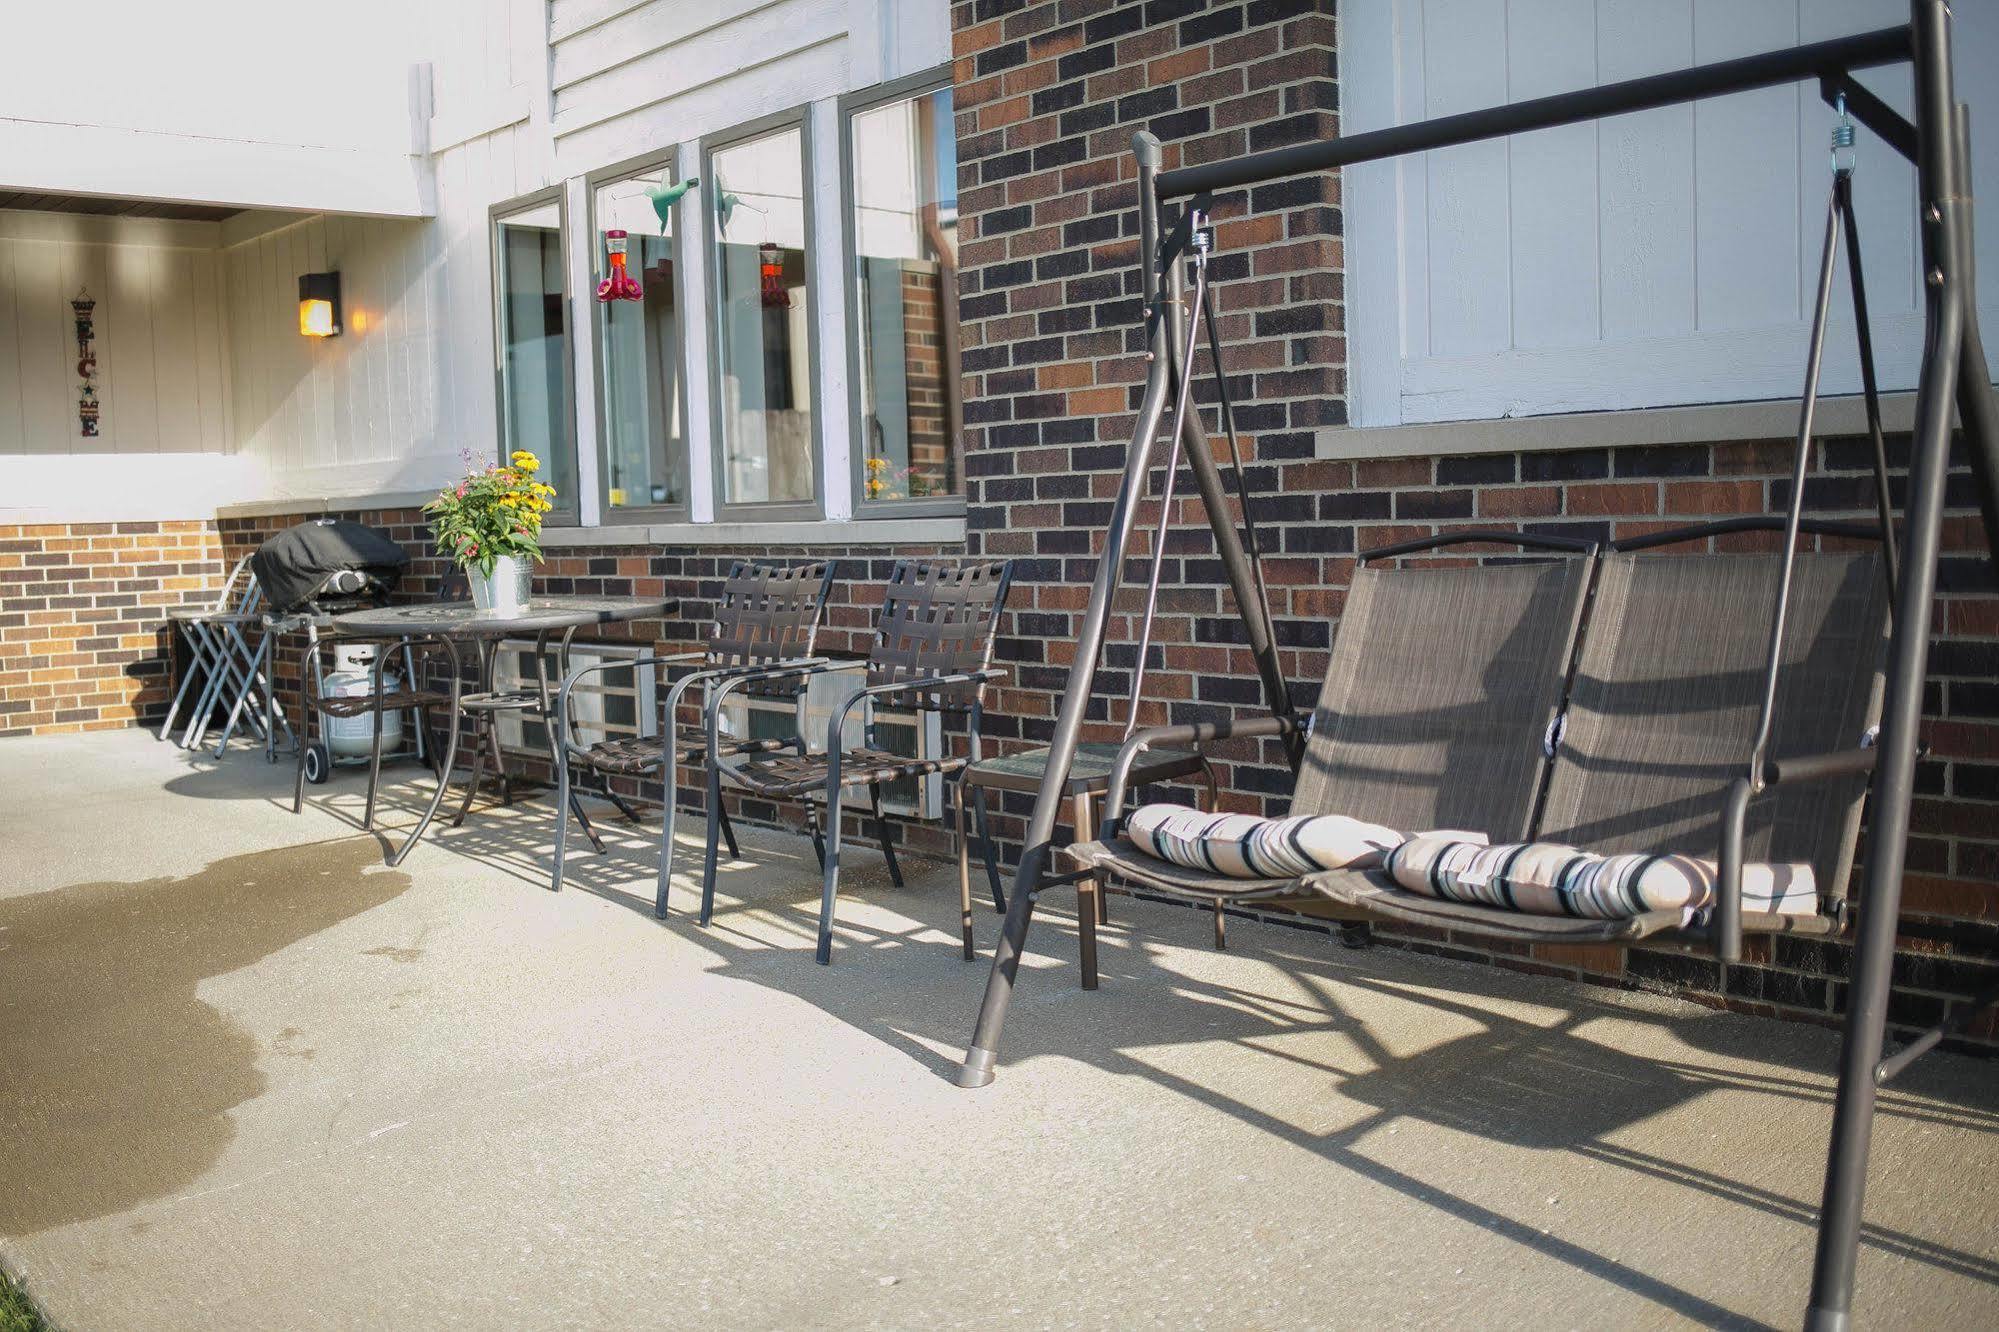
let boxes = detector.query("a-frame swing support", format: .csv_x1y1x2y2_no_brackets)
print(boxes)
956,4,1999,1328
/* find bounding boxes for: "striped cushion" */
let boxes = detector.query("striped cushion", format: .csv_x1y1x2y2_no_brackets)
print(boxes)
1124,804,1405,878
1385,834,1819,919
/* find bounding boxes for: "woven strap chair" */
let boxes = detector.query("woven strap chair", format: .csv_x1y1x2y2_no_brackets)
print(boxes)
699,558,1015,964
1070,522,1886,981
550,559,836,917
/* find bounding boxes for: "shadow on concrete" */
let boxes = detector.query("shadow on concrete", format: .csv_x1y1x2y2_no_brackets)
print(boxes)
0,839,408,1237
661,863,1999,1329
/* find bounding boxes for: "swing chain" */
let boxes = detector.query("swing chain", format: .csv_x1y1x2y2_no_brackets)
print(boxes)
1831,91,1856,176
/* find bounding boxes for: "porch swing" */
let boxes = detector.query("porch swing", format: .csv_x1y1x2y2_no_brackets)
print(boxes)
954,7,1999,1328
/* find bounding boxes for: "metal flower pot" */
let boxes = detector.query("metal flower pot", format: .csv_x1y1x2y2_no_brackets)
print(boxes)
468,554,533,615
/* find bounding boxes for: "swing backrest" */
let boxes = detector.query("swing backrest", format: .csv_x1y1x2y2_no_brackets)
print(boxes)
1536,545,1888,902
1294,551,1593,839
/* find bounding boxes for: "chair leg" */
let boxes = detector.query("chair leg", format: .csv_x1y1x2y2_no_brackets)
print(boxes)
361,650,391,831
718,803,742,860
1214,900,1228,950
870,787,903,889
570,791,607,854
1071,791,1098,991
655,758,680,921
292,663,312,815
973,788,1005,913
550,746,574,894
804,803,825,870
699,761,725,927
605,786,644,824
955,778,974,960
816,787,846,967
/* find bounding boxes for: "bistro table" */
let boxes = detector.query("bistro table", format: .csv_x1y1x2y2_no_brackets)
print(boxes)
327,595,675,866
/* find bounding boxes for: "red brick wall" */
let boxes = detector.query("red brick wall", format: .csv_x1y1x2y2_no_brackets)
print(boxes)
948,0,1999,1050
0,520,225,736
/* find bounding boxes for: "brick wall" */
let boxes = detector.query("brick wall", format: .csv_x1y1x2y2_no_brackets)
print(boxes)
947,0,1999,1050
0,520,225,737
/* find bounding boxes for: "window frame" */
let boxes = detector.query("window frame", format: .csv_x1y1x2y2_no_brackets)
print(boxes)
582,145,695,524
700,105,827,524
839,68,967,521
488,186,579,527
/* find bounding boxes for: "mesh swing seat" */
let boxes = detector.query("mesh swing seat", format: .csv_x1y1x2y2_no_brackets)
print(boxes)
1068,528,1887,960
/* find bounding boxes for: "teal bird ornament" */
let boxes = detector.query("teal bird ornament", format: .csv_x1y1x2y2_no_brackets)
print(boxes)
645,177,696,233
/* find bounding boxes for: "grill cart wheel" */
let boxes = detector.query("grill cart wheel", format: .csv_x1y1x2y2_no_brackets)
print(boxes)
302,741,332,785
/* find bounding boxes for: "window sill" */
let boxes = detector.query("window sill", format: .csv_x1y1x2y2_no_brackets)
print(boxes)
1315,390,1932,462
539,516,968,549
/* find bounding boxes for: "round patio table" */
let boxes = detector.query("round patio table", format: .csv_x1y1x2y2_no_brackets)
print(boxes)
327,596,675,867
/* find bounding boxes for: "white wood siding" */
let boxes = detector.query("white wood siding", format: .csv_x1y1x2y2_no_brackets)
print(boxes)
1344,0,1999,427
223,117,561,504
0,212,231,457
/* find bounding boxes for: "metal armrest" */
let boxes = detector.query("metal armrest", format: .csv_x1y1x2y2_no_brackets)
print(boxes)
1714,745,1878,963
1105,714,1301,834
813,668,1008,788
699,659,869,763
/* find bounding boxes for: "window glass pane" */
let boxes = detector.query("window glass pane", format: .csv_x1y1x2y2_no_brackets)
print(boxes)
496,205,575,509
850,88,959,503
593,164,687,511
711,126,815,508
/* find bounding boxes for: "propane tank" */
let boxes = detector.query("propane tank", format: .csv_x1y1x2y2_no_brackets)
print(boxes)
321,643,404,758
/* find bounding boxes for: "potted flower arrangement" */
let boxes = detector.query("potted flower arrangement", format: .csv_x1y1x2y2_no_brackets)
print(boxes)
423,450,556,614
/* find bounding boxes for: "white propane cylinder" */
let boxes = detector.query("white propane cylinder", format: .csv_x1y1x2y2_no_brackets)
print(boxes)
322,643,404,758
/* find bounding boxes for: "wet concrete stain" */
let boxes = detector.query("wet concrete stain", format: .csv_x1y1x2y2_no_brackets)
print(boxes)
0,838,407,1237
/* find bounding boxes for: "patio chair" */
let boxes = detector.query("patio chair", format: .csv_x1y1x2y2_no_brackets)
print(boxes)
291,634,455,830
1075,519,1886,970
698,558,1015,964
549,559,836,916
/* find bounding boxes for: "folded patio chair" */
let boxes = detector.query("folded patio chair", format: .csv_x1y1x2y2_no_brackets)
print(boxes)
699,558,1015,964
159,554,293,758
1078,520,1886,971
549,559,836,917
1064,531,1595,986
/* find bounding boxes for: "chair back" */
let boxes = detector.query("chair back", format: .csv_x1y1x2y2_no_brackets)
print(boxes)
1295,557,1592,839
1536,549,1887,901
865,559,1014,713
707,560,836,697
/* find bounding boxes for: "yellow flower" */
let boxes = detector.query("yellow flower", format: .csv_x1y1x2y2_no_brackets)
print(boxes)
511,451,540,473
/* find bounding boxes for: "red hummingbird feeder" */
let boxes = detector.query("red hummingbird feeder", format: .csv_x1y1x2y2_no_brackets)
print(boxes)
758,242,790,309
597,229,643,302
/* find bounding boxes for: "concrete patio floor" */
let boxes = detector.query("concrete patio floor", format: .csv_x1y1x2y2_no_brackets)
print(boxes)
2,728,1996,1330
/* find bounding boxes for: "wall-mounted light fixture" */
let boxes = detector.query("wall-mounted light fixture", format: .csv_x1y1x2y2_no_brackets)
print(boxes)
298,272,342,337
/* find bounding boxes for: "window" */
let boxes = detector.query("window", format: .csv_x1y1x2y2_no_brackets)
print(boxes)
495,641,654,753
492,192,576,520
706,118,820,517
588,153,690,517
846,81,961,512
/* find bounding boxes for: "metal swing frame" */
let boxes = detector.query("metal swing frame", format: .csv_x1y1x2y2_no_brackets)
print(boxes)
954,6,1999,1328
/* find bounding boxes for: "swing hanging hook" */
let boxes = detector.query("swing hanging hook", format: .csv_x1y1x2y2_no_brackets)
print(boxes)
1830,91,1857,176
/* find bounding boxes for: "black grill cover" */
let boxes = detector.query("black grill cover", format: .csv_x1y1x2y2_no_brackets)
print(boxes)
251,519,410,613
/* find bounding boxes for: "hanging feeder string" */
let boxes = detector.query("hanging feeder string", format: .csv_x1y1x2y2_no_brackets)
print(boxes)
1125,210,1213,738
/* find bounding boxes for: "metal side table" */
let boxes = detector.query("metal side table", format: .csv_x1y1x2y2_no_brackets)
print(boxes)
961,739,1217,989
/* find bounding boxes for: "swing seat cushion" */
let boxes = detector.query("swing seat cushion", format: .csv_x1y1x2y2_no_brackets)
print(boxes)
1383,833,1819,919
1124,804,1407,877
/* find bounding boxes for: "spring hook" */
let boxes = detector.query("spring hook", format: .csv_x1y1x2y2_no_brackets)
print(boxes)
1831,92,1856,175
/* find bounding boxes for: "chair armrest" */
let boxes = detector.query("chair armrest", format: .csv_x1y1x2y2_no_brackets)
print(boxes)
1105,714,1302,835
699,659,869,758
816,668,1008,787
1714,746,1876,962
